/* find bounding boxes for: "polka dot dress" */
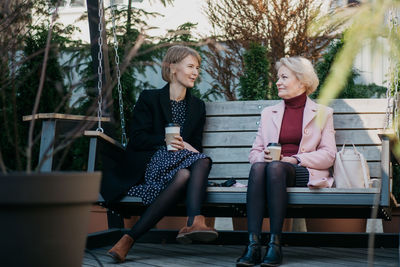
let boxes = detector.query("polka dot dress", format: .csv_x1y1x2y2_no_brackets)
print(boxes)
127,100,208,205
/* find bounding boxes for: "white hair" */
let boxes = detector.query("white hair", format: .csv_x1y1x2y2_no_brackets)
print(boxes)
275,56,319,95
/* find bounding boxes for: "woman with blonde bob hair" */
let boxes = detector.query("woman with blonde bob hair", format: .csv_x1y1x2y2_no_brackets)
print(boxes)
106,45,217,263
237,56,336,267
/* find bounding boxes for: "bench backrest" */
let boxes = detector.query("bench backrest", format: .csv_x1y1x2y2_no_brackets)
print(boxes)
203,98,389,185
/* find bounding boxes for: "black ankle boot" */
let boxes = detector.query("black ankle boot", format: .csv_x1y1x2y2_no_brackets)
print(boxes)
261,234,282,267
236,233,261,267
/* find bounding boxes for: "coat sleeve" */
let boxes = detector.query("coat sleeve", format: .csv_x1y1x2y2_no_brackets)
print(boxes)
295,108,337,169
129,91,165,150
249,110,267,163
190,100,206,153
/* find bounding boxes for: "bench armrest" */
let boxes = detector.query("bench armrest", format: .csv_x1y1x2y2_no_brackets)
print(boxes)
84,130,124,150
84,131,125,172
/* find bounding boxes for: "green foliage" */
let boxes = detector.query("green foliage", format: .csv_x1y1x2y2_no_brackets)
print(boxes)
0,22,75,171
312,38,386,99
239,43,276,100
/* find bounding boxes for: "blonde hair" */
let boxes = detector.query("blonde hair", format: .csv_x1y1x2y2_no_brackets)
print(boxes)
275,56,319,95
161,45,201,82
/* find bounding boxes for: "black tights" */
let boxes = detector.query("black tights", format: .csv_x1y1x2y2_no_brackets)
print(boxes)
127,158,211,240
247,161,296,235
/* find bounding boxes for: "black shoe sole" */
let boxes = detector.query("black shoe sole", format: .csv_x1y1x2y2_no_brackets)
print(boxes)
261,262,281,267
236,262,260,267
107,251,124,263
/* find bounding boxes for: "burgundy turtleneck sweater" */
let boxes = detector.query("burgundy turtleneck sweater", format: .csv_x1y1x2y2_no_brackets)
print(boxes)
278,92,307,157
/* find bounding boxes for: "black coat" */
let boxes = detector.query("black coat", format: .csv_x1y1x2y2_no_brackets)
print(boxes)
100,84,206,202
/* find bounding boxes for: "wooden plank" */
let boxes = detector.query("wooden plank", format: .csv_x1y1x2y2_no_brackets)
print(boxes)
203,146,382,162
209,162,382,179
204,114,386,132
205,98,388,116
22,113,111,122
203,130,382,147
206,187,379,193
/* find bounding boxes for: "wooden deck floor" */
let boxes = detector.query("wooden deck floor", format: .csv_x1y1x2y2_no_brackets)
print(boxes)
83,244,398,267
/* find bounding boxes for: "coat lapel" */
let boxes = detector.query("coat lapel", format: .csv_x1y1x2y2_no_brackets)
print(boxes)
159,84,172,123
271,101,285,140
182,89,194,140
302,97,318,131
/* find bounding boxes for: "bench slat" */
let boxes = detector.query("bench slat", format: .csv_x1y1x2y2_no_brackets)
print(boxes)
209,162,382,179
205,99,388,116
204,146,381,162
203,130,382,147
204,114,386,132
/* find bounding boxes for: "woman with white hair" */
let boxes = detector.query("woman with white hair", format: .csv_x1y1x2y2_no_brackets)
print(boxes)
236,56,337,267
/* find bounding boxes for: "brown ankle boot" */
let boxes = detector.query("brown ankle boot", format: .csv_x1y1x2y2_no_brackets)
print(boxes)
107,234,134,263
176,215,218,244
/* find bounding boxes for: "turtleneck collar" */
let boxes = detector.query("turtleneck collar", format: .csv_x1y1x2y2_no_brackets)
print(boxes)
284,91,307,108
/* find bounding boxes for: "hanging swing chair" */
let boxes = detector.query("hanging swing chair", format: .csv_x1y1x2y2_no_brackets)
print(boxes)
83,0,137,213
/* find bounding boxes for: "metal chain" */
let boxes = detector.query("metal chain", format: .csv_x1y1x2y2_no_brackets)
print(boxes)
96,0,104,133
111,0,127,147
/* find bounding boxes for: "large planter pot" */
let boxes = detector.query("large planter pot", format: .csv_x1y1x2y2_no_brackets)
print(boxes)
306,218,367,232
88,205,108,233
0,172,101,267
232,217,293,232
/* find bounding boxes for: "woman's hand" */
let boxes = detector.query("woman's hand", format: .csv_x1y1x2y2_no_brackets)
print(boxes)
169,136,185,150
281,156,298,164
169,136,199,153
263,148,273,162
183,141,199,153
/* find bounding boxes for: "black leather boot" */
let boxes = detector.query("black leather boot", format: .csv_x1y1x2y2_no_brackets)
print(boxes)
236,233,261,267
261,234,282,266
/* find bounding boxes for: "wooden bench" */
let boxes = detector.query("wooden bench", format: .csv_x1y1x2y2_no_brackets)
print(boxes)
86,98,396,228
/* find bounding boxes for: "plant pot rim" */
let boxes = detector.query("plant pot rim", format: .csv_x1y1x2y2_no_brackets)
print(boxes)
0,171,101,205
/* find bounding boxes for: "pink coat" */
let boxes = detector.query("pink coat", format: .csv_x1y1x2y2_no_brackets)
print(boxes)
249,97,337,188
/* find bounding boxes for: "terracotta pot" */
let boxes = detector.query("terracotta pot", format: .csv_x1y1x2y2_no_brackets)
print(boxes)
155,216,216,230
306,218,367,232
382,207,400,233
232,217,293,232
124,216,140,229
87,205,108,233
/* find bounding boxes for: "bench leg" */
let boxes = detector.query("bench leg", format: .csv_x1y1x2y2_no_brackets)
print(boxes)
87,137,97,172
38,120,56,172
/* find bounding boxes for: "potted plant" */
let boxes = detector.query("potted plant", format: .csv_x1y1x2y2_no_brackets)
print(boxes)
0,1,101,266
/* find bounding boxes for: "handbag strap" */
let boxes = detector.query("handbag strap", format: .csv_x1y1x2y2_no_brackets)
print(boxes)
351,144,370,188
336,149,352,188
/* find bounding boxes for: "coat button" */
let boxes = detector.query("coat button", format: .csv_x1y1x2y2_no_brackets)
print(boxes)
304,129,309,135
301,148,305,152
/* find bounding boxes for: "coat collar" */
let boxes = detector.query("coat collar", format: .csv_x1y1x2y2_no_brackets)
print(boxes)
271,96,318,132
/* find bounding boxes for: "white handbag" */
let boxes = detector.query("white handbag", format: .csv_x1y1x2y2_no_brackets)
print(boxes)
333,144,371,188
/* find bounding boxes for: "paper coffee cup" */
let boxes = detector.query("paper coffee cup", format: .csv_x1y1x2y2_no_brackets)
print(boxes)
267,143,281,161
165,123,180,151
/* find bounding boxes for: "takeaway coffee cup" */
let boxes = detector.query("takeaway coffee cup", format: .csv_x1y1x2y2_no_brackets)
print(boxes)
165,123,180,151
267,143,282,161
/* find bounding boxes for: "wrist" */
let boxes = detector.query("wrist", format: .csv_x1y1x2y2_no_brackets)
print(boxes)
291,155,301,165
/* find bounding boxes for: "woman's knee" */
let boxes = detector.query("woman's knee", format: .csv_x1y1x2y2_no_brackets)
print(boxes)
174,169,191,184
194,157,212,171
249,162,268,181
266,161,291,183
